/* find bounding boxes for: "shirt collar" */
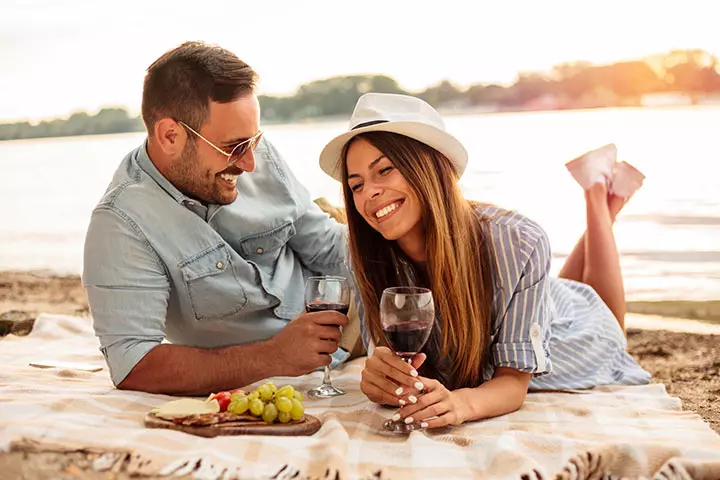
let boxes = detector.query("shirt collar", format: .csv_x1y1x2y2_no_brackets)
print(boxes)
135,140,209,217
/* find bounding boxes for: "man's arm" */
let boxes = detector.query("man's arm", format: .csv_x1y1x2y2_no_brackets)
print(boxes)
263,140,348,275
289,204,347,275
118,308,347,395
119,343,275,395
83,206,171,386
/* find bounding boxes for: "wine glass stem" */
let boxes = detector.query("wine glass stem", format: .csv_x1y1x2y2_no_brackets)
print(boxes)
321,366,333,385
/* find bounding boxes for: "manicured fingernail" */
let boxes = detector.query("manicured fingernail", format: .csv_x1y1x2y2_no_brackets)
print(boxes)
395,387,403,395
410,369,418,377
399,399,406,406
415,382,424,390
408,395,417,404
421,422,429,428
404,417,414,424
392,413,401,422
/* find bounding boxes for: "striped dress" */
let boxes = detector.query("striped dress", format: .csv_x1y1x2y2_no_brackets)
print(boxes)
358,205,651,390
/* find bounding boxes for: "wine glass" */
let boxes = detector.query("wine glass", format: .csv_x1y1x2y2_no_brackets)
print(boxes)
379,286,435,433
305,275,350,398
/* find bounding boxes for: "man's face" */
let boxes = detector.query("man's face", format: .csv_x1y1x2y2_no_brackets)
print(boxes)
169,94,260,205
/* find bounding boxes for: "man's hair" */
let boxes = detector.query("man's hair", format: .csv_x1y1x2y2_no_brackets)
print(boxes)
141,41,258,134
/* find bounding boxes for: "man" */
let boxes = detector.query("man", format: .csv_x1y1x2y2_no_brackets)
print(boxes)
83,41,349,395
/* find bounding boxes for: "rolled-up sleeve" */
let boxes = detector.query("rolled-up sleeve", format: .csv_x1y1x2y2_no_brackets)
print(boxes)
290,207,347,276
491,226,552,376
83,207,170,386
263,139,348,276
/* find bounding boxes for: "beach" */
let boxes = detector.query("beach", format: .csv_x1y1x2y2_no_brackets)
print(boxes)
2,107,719,477
1,270,718,434
1,271,718,479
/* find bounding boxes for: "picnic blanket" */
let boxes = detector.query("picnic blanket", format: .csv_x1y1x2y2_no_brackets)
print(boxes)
1,314,719,480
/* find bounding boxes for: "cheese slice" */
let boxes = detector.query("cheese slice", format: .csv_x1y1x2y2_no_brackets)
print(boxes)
151,398,220,420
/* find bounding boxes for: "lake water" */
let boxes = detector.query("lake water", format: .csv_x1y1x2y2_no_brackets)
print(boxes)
1,106,719,302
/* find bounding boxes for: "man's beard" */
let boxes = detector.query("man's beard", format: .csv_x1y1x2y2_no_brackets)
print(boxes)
167,142,238,205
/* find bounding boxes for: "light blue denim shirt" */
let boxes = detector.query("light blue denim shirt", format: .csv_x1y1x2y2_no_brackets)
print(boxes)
83,137,348,386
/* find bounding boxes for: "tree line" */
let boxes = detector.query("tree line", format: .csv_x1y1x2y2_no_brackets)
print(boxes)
2,49,719,142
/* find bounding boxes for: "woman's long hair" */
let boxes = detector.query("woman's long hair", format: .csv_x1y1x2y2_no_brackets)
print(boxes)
341,131,496,388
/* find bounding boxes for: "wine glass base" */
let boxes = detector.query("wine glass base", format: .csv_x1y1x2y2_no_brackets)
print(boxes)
382,419,425,434
307,383,345,398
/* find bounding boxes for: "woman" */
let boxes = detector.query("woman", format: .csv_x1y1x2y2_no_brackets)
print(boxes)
319,93,651,429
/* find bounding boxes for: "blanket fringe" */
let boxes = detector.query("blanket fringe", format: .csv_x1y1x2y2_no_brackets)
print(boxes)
10,441,335,480
92,452,126,472
10,439,720,480
553,445,720,480
555,449,609,480
653,458,720,480
11,441,245,479
94,453,247,479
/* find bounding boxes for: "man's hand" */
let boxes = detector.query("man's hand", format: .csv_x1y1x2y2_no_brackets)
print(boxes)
361,346,426,406
269,310,349,376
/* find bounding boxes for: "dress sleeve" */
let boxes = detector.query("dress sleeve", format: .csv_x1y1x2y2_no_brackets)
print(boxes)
490,223,552,376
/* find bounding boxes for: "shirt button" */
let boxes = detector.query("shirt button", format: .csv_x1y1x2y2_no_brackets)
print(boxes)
216,262,223,269
256,247,264,254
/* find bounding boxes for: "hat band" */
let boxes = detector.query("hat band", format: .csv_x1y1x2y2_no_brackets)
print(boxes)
351,119,389,130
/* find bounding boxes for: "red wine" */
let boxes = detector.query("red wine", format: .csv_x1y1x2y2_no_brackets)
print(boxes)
383,321,433,358
306,303,349,315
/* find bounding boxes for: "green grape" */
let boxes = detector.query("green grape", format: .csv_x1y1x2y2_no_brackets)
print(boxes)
275,396,292,413
230,392,246,403
231,396,249,415
290,398,304,420
247,391,260,402
261,403,278,424
265,382,278,394
249,398,265,417
277,411,291,424
258,385,273,402
292,391,303,402
275,385,295,399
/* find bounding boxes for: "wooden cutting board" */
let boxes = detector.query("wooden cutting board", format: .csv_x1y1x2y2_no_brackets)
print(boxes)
144,412,321,437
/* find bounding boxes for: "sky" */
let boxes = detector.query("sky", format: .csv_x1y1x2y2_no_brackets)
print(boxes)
2,0,720,123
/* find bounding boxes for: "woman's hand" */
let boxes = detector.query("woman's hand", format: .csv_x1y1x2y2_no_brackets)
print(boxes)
395,377,472,428
361,346,426,406
396,367,532,428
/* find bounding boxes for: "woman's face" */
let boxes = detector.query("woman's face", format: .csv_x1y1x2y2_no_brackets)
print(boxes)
345,137,423,242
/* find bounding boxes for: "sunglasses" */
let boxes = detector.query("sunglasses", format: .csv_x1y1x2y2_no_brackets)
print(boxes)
177,120,263,166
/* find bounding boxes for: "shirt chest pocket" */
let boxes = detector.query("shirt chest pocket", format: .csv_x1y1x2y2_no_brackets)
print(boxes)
179,244,248,321
238,221,296,261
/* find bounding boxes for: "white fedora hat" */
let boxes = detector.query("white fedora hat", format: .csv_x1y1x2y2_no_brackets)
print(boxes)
319,93,468,181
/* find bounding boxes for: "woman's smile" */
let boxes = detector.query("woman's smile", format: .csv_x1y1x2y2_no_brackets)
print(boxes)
370,199,405,224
